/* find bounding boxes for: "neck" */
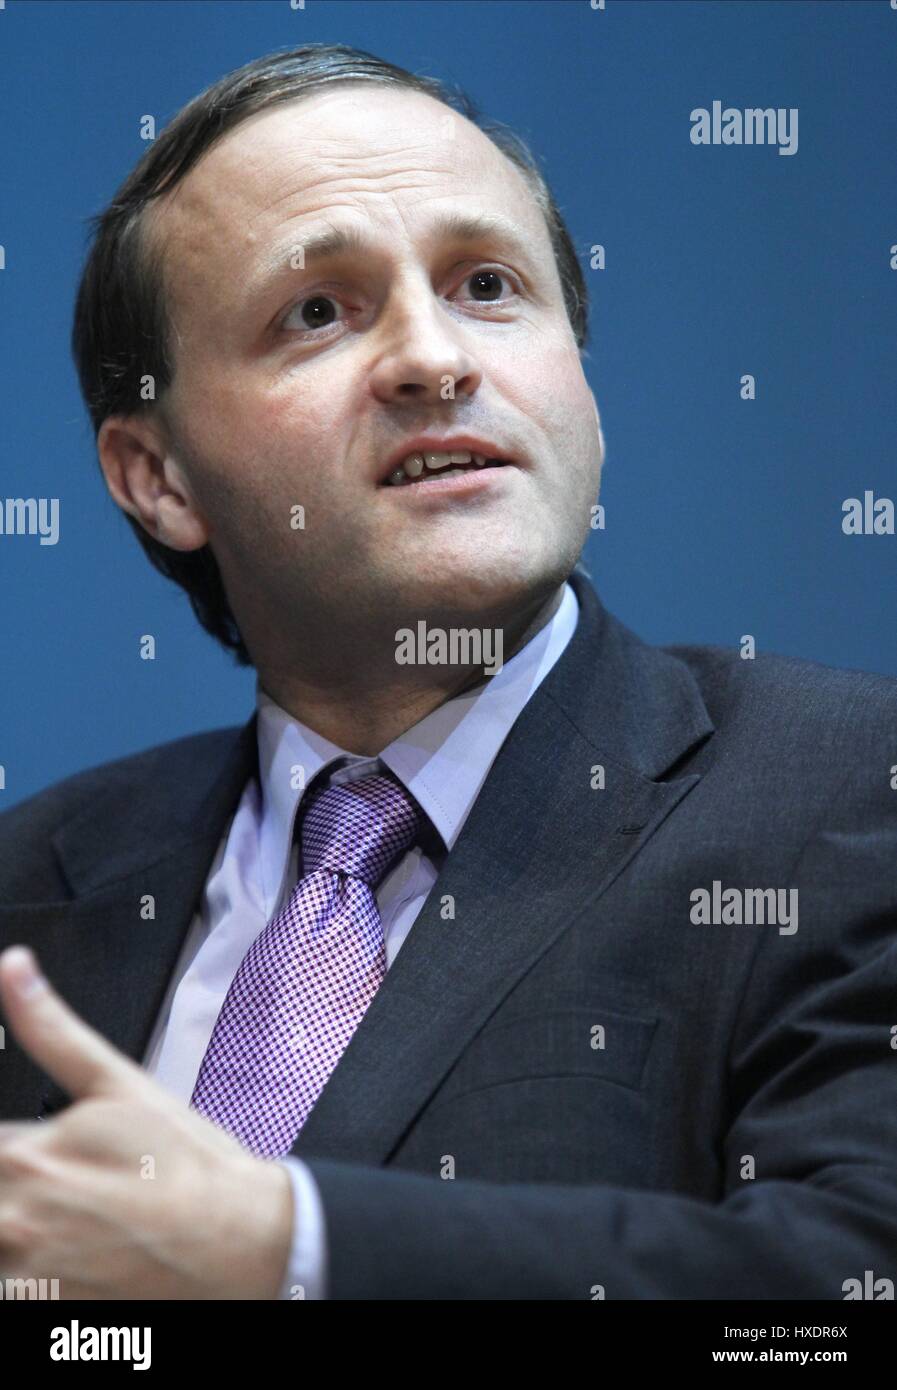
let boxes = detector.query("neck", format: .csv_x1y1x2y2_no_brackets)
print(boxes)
255,583,566,756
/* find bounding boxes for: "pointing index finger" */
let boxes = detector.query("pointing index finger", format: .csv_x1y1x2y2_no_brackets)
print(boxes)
0,947,145,1102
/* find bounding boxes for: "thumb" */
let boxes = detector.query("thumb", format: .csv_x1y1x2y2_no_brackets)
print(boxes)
0,946,146,1102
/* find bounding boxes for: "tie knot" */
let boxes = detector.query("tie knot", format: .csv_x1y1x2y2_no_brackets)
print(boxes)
299,772,424,888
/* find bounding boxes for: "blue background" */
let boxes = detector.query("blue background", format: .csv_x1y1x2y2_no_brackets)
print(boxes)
1,0,895,808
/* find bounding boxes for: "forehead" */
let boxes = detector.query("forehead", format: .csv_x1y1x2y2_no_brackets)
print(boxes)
147,85,548,316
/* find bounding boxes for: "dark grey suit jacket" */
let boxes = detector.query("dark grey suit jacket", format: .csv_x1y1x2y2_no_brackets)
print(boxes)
2,570,896,1299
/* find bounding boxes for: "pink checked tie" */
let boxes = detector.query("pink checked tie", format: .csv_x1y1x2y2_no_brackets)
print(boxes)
190,771,424,1158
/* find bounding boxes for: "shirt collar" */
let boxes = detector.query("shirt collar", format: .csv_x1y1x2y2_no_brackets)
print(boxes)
255,580,579,915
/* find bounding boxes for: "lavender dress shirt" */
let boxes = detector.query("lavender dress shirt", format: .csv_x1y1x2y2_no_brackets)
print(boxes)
141,581,579,1298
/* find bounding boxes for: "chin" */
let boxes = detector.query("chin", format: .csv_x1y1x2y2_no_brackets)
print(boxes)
403,546,568,623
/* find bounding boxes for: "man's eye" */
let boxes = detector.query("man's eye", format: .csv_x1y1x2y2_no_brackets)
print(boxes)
282,294,344,335
459,268,516,303
279,267,518,339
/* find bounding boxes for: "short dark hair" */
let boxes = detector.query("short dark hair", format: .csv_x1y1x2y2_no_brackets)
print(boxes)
71,43,590,666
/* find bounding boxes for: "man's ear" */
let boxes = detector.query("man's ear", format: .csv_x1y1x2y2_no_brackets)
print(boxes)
590,388,606,471
96,411,209,551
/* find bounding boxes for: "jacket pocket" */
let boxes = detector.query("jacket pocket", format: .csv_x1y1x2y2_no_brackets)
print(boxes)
442,1005,659,1098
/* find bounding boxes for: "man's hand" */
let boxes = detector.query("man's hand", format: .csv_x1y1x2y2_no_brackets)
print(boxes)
0,945,294,1299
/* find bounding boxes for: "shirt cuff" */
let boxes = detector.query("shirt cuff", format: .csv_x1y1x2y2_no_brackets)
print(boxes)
277,1156,329,1299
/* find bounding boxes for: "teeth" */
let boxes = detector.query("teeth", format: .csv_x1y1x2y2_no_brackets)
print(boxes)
386,447,502,484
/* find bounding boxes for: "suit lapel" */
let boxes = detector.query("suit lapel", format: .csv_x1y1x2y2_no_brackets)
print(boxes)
0,717,259,1120
289,571,715,1164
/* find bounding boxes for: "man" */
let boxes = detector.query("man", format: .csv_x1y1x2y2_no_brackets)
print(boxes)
1,43,895,1301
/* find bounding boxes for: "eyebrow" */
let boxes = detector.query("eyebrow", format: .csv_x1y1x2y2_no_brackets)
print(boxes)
250,211,539,297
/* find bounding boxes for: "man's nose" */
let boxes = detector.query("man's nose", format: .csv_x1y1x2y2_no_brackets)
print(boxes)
368,279,483,403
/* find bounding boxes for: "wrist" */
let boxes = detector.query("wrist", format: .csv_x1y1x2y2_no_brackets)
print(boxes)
229,1156,295,1300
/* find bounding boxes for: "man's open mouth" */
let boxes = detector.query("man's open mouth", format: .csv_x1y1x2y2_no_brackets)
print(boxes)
383,450,511,486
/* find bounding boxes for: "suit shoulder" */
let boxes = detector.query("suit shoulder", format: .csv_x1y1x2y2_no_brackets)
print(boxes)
664,640,897,739
0,725,245,848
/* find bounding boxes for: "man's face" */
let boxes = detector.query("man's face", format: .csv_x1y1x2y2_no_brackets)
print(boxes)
147,85,603,650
